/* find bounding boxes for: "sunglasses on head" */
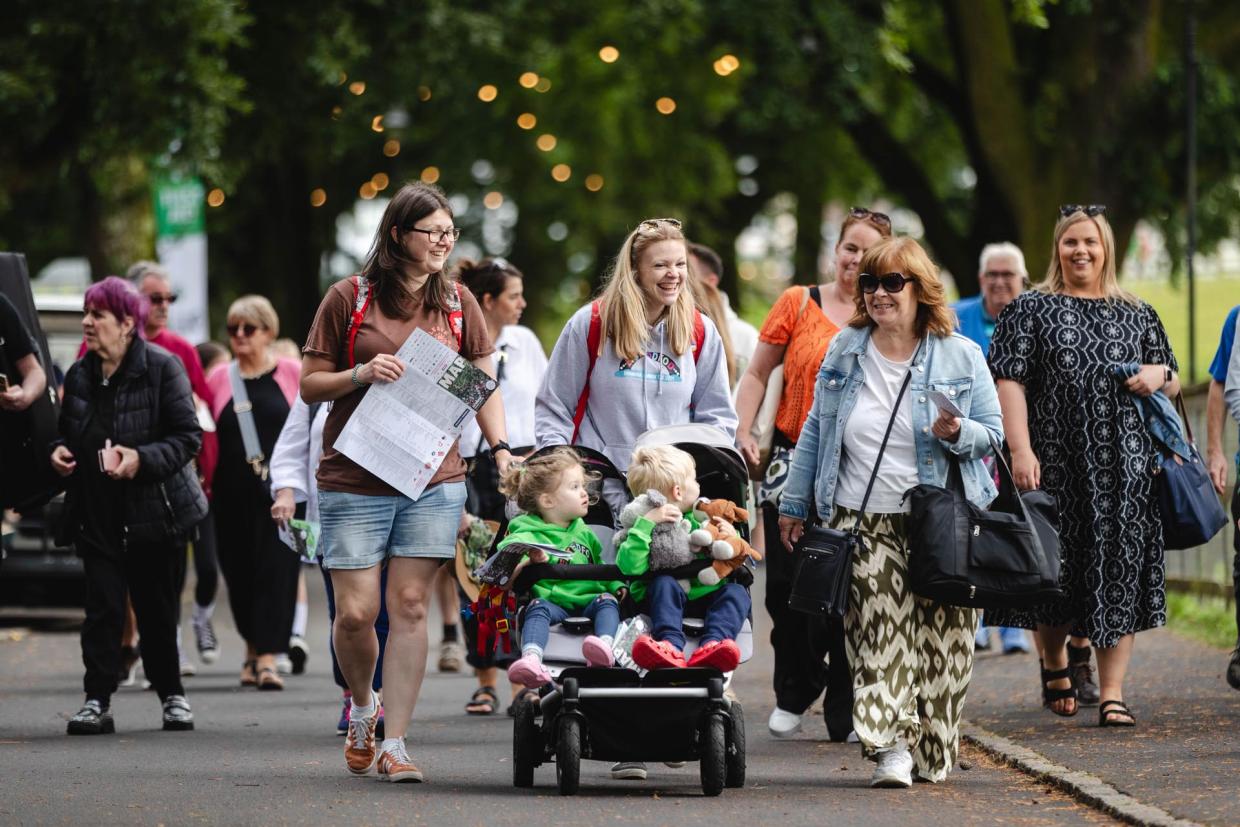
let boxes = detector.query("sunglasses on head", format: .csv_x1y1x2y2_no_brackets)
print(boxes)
638,217,683,231
1059,204,1106,218
226,322,261,338
146,292,178,306
858,272,913,294
849,206,891,228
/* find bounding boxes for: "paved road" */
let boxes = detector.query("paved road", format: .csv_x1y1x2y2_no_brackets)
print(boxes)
0,567,1115,826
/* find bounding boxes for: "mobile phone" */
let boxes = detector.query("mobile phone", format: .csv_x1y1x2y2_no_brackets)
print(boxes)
0,375,9,392
98,441,122,473
926,389,965,419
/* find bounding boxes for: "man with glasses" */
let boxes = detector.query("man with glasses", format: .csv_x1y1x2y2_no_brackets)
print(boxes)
126,262,219,674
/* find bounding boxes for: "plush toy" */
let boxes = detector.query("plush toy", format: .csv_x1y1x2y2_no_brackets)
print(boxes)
615,489,697,571
690,498,763,586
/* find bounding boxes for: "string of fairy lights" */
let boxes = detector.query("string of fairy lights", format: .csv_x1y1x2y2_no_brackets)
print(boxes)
202,47,742,211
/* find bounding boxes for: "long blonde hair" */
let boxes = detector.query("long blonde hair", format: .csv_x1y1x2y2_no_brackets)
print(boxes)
597,219,696,362
1039,210,1138,304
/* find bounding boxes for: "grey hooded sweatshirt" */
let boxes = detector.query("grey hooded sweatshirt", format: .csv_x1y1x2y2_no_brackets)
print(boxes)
535,303,738,471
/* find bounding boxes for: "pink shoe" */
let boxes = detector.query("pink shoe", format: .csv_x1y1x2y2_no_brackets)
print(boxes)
506,653,553,688
581,635,615,668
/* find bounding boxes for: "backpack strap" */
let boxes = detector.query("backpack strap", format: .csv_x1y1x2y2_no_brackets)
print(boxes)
346,275,372,369
447,281,464,349
570,301,604,443
808,285,822,309
691,308,706,363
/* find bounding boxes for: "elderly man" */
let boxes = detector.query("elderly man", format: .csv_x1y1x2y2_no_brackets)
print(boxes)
1205,303,1240,689
126,262,219,673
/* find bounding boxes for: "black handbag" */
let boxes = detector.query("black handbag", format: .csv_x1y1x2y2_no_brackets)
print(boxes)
787,361,914,619
1156,395,1228,550
904,438,1064,610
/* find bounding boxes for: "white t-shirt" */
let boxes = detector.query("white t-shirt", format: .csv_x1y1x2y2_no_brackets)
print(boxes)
460,324,548,458
834,346,918,513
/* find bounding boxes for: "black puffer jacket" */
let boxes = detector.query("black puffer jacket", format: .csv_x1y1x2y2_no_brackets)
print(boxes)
57,338,208,545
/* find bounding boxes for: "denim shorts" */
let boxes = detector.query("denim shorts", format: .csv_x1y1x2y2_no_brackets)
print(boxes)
318,482,467,570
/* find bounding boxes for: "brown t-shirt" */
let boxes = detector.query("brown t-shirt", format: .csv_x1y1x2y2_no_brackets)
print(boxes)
303,277,494,496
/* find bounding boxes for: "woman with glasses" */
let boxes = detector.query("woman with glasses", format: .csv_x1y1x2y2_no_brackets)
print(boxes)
778,237,1002,788
985,206,1179,728
204,295,302,691
302,182,510,783
733,207,891,741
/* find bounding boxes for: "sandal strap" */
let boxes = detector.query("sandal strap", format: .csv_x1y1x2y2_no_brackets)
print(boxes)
1099,700,1132,714
1040,665,1072,682
469,685,499,702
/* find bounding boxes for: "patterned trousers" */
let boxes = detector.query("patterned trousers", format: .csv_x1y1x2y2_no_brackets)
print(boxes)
829,507,979,783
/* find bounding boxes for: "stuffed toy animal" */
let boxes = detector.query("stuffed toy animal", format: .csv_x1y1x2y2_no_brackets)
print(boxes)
690,498,763,586
615,489,697,571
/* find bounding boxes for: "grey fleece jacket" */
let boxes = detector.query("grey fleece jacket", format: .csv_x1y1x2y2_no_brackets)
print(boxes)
535,304,738,471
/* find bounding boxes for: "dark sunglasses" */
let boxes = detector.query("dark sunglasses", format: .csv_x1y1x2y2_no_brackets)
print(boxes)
1059,204,1106,217
146,292,178,306
858,272,913,294
226,322,262,338
849,206,891,228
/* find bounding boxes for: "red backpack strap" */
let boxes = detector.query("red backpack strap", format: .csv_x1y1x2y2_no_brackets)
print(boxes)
691,308,706,363
447,281,464,349
570,301,603,443
346,275,372,369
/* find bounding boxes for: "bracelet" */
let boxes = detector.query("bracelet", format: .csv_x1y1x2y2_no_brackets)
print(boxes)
490,440,511,455
351,364,367,387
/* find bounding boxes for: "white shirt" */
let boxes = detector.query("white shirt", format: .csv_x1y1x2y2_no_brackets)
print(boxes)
460,324,548,458
268,394,330,524
723,299,759,389
834,346,918,513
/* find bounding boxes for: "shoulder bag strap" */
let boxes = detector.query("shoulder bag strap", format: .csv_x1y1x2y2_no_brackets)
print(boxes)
228,362,267,478
346,275,372,368
854,343,921,519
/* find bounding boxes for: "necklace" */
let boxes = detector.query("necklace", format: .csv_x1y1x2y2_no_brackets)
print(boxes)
238,357,275,379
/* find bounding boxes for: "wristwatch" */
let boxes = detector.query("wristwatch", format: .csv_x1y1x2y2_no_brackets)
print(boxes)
1164,366,1172,386
490,440,512,455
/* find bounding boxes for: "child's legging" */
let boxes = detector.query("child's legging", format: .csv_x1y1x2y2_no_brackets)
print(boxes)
520,594,620,651
830,506,980,784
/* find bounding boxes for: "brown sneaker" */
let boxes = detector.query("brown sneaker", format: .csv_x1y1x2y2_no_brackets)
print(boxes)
377,741,424,783
344,711,378,775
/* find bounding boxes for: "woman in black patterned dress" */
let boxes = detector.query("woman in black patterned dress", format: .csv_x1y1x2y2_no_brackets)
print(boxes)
988,206,1179,727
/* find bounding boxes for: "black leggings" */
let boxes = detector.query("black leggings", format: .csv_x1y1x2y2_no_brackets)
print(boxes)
214,493,300,656
175,507,219,613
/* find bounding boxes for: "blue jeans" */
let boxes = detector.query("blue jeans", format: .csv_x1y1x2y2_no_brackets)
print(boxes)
646,576,750,650
520,594,620,651
320,562,388,692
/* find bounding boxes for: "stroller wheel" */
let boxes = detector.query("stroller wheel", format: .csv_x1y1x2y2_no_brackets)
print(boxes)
725,701,746,788
556,717,582,796
513,700,538,788
699,713,726,797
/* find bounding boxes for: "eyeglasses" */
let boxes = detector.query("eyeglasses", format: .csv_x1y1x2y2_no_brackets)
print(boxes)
858,272,914,294
849,207,891,228
1059,204,1106,217
226,322,262,338
407,226,461,244
982,269,1020,279
146,292,178,306
638,217,683,231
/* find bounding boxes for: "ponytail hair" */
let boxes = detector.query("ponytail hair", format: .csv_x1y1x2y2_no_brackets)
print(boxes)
497,447,593,515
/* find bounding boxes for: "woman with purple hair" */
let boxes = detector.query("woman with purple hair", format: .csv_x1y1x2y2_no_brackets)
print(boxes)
50,276,208,736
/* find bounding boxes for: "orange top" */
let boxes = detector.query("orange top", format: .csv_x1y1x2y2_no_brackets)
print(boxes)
758,285,842,443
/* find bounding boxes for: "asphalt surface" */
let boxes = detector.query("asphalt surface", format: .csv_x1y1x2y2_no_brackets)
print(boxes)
0,565,1118,826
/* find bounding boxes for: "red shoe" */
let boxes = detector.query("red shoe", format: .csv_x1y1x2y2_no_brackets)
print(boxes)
687,639,740,672
631,635,686,670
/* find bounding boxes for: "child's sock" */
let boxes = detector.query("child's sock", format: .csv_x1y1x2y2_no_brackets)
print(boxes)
292,601,308,638
521,644,544,662
599,635,614,648
442,623,459,643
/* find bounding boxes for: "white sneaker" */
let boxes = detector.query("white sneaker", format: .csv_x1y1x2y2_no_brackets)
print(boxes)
871,746,914,788
767,707,803,737
846,730,860,743
274,654,294,675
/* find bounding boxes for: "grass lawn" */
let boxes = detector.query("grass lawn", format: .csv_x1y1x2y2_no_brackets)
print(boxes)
1167,590,1237,650
1127,275,1240,384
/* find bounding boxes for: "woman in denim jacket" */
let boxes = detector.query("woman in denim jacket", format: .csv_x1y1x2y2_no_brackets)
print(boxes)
778,237,1003,788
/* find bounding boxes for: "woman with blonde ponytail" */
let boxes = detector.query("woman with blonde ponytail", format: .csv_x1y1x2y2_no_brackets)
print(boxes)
535,218,736,479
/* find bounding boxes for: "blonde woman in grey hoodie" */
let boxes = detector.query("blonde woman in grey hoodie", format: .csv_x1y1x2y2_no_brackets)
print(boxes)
535,217,736,782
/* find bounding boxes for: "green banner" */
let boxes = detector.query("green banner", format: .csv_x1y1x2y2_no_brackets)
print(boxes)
153,175,205,238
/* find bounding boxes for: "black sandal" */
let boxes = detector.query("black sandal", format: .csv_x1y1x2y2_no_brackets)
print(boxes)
507,688,540,718
1098,699,1136,727
1040,659,1079,717
465,685,499,715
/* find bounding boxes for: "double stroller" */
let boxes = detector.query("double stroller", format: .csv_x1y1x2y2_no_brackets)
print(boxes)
504,424,753,796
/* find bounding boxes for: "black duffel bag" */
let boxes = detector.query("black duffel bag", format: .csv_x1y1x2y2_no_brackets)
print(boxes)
903,442,1063,610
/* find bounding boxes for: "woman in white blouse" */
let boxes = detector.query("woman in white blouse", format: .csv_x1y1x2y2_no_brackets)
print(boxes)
454,257,549,715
